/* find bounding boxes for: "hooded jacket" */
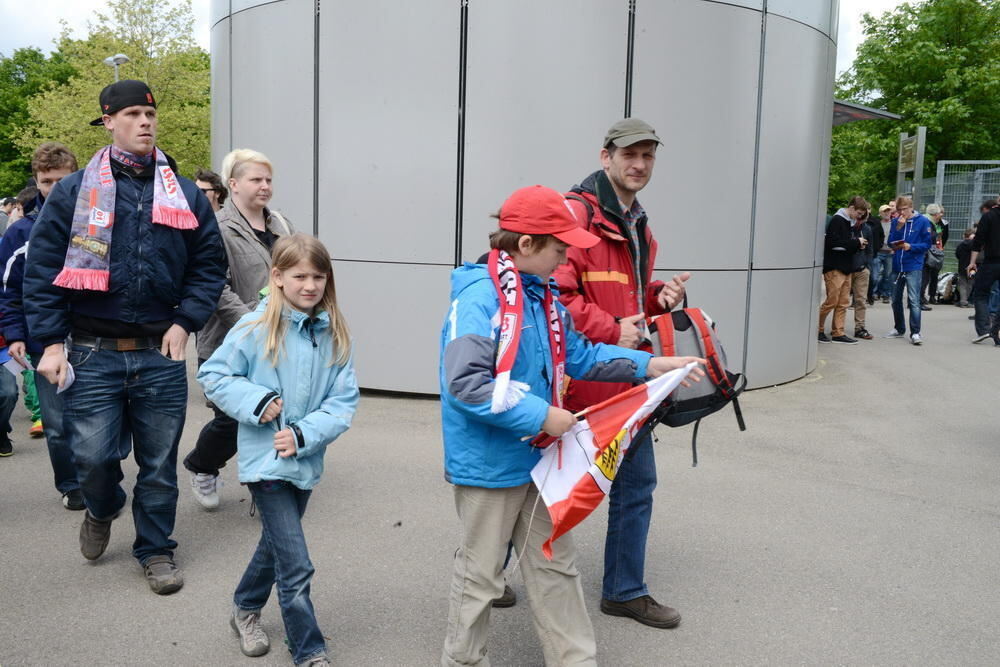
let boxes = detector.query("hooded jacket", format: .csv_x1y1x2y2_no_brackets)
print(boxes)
823,208,864,274
551,170,666,413
197,301,359,490
887,214,933,273
440,263,652,488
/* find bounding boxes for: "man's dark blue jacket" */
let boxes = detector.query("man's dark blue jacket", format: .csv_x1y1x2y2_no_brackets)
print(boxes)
0,193,45,357
23,162,227,346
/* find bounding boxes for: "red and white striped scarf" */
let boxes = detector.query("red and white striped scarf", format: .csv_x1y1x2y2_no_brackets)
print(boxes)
488,248,565,413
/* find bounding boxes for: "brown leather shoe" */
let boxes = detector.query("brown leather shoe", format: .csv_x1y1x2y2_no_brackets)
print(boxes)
79,511,113,560
600,595,681,628
492,584,516,608
143,555,184,595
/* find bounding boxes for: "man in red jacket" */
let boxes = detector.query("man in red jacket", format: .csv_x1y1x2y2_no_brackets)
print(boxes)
552,118,689,629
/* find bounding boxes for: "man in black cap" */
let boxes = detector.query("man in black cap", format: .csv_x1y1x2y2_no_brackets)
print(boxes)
24,79,226,594
551,118,690,629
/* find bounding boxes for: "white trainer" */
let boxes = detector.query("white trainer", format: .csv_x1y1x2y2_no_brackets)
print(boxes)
190,472,221,510
884,329,905,338
231,609,270,657
910,333,923,345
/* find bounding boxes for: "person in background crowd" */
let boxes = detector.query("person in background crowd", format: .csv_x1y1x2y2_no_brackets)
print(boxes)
885,196,932,345
0,143,81,503
24,79,226,594
819,196,868,344
969,199,1000,344
553,119,691,629
184,149,293,510
0,336,18,457
6,186,45,438
194,168,227,213
869,204,893,304
955,228,975,308
922,203,948,307
0,197,14,231
849,204,874,339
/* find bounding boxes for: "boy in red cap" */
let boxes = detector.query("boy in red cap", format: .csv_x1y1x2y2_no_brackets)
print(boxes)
439,185,703,666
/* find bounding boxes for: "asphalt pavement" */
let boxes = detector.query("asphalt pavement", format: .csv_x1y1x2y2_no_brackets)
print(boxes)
1,299,998,666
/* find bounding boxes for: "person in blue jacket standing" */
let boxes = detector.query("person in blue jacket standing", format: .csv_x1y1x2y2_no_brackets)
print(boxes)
0,142,81,505
885,196,933,345
199,234,358,667
23,80,226,594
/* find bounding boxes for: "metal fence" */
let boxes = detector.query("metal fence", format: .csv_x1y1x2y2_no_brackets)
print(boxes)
929,161,1000,271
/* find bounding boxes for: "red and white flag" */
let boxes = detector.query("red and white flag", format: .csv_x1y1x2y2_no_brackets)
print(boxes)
530,363,695,559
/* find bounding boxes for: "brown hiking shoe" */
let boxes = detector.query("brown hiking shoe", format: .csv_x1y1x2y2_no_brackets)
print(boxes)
79,511,113,560
600,595,681,629
143,555,184,595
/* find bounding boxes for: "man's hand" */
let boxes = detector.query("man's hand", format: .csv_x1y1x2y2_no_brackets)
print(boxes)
541,406,577,437
8,341,28,367
260,397,283,424
37,343,69,388
859,237,869,248
656,272,691,310
274,428,297,458
902,242,911,251
160,323,189,361
647,355,707,387
616,313,645,349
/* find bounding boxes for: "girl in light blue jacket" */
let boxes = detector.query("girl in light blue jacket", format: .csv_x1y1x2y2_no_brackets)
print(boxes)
197,233,358,667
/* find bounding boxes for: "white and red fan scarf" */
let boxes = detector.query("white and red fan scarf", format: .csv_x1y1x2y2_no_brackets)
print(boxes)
487,248,565,413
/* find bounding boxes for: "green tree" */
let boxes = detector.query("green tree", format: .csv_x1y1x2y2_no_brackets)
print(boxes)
16,0,209,179
0,48,75,195
829,0,1000,210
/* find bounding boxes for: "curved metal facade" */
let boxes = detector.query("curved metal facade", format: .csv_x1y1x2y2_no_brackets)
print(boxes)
211,0,839,392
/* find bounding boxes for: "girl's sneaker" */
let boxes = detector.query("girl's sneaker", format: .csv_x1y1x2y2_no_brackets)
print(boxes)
231,609,270,657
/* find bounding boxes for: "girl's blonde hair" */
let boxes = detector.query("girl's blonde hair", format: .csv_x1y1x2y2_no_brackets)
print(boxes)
249,234,351,366
220,148,274,183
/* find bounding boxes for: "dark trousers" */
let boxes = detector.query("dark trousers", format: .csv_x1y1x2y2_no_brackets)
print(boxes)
922,265,941,303
972,262,1000,335
182,358,238,476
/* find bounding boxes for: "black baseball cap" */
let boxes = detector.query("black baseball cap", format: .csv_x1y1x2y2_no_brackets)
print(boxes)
89,79,157,126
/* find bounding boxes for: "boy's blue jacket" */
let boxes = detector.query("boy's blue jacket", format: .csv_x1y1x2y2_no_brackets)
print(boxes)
888,214,933,273
197,301,359,490
440,263,653,488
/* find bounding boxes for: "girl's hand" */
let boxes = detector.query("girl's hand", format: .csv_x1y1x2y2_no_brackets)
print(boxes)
260,397,283,424
274,428,297,458
647,356,707,387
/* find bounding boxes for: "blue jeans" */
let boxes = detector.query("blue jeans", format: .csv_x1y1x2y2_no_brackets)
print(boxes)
236,481,326,665
891,270,923,335
0,366,16,442
871,253,893,298
63,345,187,563
603,431,656,601
34,371,79,494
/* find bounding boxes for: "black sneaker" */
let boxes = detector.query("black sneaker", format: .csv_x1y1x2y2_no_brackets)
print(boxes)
0,437,11,457
62,489,86,511
831,335,859,344
854,329,873,340
818,332,831,343
920,304,932,311
492,584,517,608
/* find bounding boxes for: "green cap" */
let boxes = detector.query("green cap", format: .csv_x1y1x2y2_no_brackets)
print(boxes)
603,118,661,148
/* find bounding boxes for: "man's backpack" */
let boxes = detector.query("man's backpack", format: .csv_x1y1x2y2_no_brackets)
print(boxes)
634,302,747,465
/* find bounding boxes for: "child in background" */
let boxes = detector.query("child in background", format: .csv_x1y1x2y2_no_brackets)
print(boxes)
198,234,359,666
0,338,18,456
440,185,704,666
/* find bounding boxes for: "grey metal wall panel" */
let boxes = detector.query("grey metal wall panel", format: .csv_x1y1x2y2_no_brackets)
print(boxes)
632,0,761,270
806,266,822,372
653,269,748,375
211,0,232,26
745,267,814,386
815,40,837,266
707,0,763,9
330,261,450,393
210,18,231,171
232,0,278,14
752,16,829,270
318,0,458,264
767,0,835,37
461,0,626,263
230,2,314,228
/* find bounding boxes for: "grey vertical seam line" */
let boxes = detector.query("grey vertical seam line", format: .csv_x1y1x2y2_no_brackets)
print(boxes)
313,0,320,236
454,0,469,267
624,0,636,116
741,3,767,374
227,0,233,153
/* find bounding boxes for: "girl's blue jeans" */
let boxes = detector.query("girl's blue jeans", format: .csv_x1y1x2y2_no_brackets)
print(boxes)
235,480,326,665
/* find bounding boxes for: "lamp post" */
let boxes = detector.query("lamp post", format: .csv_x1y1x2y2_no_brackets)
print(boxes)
103,53,130,82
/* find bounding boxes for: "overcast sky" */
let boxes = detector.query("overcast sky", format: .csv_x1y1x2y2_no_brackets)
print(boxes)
1,0,900,75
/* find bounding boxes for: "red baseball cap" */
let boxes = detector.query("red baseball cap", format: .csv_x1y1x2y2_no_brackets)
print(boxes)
499,185,599,248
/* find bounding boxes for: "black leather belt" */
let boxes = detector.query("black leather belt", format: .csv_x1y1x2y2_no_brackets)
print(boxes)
71,333,163,352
